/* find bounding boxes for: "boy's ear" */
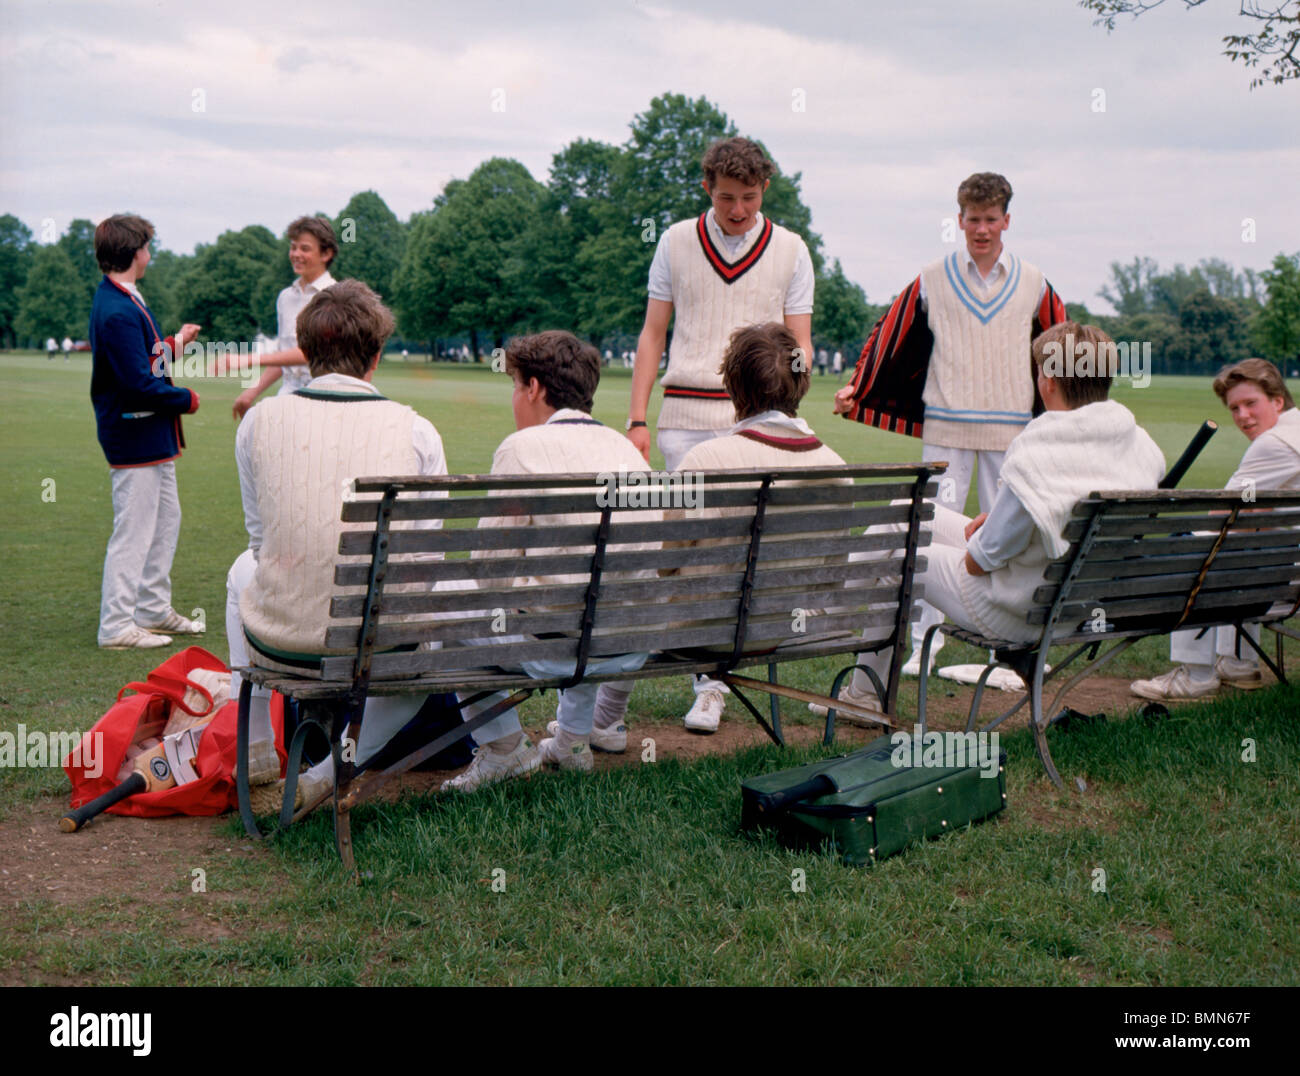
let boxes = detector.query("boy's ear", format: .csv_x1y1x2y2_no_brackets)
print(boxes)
701,178,712,196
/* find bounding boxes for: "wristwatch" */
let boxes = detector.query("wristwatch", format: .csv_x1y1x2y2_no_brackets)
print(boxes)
625,418,648,430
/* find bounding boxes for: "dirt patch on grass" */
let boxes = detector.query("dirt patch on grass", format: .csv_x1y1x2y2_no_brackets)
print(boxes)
0,670,1236,922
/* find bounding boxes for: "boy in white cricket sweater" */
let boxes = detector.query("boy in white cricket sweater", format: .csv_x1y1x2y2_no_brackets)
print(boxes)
1131,358,1300,701
834,173,1068,673
226,279,449,812
829,323,1165,715
441,332,655,792
666,322,852,731
618,135,816,731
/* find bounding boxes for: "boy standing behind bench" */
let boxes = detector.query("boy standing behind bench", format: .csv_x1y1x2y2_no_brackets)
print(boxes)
834,173,1068,674
831,323,1166,714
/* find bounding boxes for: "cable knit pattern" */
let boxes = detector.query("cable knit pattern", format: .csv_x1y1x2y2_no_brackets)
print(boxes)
482,412,659,591
240,393,418,655
660,217,803,430
919,253,1044,452
960,400,1165,641
670,422,853,644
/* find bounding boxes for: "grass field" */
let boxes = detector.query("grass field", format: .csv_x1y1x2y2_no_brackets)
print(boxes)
1,352,1297,986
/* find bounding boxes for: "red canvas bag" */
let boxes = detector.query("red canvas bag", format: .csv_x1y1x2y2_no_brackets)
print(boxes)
63,646,286,818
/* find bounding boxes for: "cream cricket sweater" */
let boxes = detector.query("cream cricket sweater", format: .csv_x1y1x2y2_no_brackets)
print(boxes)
669,414,852,641
482,410,658,591
919,252,1045,452
240,388,419,657
960,399,1166,642
660,216,803,431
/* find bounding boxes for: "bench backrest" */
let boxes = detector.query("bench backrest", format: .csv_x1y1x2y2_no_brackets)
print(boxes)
1029,489,1300,639
315,465,939,685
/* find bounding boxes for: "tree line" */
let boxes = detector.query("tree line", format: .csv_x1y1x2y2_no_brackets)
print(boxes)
1,92,1296,373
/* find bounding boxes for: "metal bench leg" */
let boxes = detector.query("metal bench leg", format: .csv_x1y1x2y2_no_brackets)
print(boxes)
916,623,944,735
332,705,359,878
821,662,888,745
1029,657,1063,788
767,662,783,744
235,678,264,840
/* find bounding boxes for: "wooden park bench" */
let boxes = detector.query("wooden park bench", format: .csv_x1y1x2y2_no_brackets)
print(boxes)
234,463,942,872
914,489,1300,787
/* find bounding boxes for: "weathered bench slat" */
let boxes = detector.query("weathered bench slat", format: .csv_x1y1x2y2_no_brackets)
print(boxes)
323,579,909,649
1065,508,1300,541
337,480,920,522
1025,584,1300,625
347,466,938,494
253,632,903,700
328,555,914,618
1048,528,1299,566
319,606,903,680
1032,562,1300,605
1071,489,1300,514
1041,546,1300,584
337,502,918,556
332,530,927,586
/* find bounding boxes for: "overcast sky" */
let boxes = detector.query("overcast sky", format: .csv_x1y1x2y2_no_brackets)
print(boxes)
2,0,1296,313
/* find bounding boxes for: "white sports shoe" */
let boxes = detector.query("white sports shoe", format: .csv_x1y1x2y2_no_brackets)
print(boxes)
548,719,626,753
1130,665,1220,702
1215,655,1263,690
99,625,172,649
900,652,934,677
537,732,594,773
441,736,540,793
808,684,885,719
683,689,725,733
138,609,204,634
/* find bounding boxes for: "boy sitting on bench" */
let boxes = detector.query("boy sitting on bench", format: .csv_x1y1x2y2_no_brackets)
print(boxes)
226,279,450,812
830,322,1166,714
1131,357,1300,701
441,331,656,792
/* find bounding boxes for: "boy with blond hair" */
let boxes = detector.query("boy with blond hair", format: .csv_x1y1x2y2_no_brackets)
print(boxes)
834,172,1068,673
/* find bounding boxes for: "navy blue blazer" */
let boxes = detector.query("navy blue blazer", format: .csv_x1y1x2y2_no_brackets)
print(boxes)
89,278,197,467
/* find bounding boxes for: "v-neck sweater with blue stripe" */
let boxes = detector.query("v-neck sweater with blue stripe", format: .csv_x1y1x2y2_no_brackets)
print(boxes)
918,251,1044,451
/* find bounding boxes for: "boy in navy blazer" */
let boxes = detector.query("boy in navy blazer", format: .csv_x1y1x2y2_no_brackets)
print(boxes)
90,213,203,649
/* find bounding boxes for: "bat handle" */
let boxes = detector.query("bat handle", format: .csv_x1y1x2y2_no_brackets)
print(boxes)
754,774,836,814
59,772,147,833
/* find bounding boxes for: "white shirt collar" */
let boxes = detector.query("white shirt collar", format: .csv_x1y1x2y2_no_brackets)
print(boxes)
305,371,380,394
705,209,765,248
545,408,599,424
961,246,1013,285
730,410,815,437
295,270,335,295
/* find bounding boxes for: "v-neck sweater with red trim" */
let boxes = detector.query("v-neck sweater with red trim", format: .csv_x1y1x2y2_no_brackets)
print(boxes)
660,213,803,431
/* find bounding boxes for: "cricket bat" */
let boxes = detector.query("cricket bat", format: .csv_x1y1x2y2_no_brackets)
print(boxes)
59,723,208,833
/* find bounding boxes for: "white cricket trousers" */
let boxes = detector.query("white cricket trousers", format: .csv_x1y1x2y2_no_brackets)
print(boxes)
910,444,1006,660
98,461,182,642
225,549,425,764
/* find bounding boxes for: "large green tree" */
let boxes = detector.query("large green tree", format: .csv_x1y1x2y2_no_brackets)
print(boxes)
180,225,282,341
393,159,547,356
0,214,34,347
15,244,86,343
332,191,406,297
814,259,879,354
1252,252,1300,365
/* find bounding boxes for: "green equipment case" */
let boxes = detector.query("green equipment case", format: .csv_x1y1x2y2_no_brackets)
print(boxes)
741,736,1007,866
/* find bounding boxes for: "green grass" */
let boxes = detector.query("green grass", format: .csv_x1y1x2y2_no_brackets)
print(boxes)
1,353,1295,985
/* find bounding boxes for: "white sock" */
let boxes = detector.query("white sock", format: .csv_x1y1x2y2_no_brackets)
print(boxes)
1186,663,1217,684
